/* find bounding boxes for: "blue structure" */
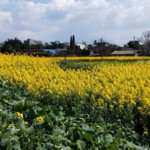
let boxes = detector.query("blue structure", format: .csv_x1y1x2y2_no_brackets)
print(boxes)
43,49,67,54
43,49,58,54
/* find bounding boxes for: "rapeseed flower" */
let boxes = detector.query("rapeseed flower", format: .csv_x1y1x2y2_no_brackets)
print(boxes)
16,112,24,119
109,104,114,109
0,54,150,115
8,125,14,128
24,122,28,125
36,116,44,122
143,131,148,136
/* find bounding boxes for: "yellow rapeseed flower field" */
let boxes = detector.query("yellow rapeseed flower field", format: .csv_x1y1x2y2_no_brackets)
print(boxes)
0,54,150,114
53,56,150,61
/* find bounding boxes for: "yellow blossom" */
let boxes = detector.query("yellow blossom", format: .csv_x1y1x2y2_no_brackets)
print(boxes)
143,131,148,136
8,125,14,128
113,101,117,105
109,104,114,109
99,106,104,110
119,105,124,109
148,112,150,116
36,116,44,122
0,54,150,115
16,112,24,119
24,122,28,126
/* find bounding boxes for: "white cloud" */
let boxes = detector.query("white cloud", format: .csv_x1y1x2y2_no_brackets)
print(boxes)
48,0,75,10
16,30,38,40
0,11,13,28
0,0,150,45
0,0,9,6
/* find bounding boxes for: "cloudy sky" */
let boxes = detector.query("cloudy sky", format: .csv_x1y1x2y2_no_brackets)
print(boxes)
0,0,150,46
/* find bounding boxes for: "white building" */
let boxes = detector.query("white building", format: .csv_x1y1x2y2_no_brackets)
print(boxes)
24,39,42,46
77,44,88,50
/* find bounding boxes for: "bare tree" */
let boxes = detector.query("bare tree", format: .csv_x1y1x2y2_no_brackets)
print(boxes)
139,31,150,55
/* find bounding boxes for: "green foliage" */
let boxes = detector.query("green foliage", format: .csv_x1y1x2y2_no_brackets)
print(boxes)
128,41,141,50
70,35,75,50
59,60,137,70
30,44,43,50
0,80,150,149
69,35,76,55
44,41,65,49
1,38,24,54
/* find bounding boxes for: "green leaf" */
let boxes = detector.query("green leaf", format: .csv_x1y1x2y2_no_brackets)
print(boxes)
82,132,94,143
76,140,86,150
82,124,95,133
2,81,7,87
12,144,21,150
10,128,20,135
104,134,113,146
110,144,118,150
125,141,144,150
53,128,65,135
46,116,53,127
1,138,9,146
61,146,71,150
36,142,43,150
57,135,68,142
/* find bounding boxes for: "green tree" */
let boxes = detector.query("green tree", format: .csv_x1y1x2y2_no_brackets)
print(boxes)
93,40,97,46
1,37,23,53
128,41,140,49
30,43,43,49
69,35,76,55
70,36,73,49
44,41,65,49
72,35,75,48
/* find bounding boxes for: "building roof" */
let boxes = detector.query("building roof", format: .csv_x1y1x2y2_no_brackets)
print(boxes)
111,50,136,55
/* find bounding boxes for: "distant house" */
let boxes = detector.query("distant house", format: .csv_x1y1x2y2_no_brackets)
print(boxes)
77,44,88,50
95,42,109,52
88,42,109,56
89,49,95,56
24,39,42,46
111,49,138,56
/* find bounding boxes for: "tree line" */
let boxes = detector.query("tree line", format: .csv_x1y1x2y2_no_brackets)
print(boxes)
0,38,68,54
0,31,150,56
0,36,89,56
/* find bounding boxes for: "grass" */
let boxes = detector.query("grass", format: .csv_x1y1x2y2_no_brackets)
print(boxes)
59,60,141,70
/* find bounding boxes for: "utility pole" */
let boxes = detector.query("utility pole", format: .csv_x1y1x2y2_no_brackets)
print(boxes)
134,36,135,56
101,38,103,60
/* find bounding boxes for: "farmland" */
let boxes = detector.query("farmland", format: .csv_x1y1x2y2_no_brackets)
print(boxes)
0,54,150,149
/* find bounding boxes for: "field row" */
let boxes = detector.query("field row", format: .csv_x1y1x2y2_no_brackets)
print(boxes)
1,54,150,149
0,54,150,113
